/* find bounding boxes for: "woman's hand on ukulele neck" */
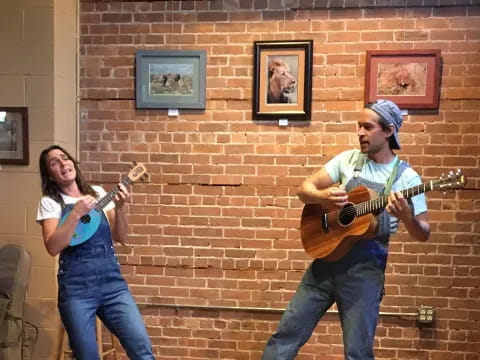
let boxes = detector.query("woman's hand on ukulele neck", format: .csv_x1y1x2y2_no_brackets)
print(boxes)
114,183,129,209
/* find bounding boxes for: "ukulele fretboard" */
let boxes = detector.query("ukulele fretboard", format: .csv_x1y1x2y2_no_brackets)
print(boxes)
94,177,132,212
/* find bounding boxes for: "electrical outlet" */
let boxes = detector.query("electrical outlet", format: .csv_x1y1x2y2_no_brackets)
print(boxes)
141,172,151,183
417,305,435,324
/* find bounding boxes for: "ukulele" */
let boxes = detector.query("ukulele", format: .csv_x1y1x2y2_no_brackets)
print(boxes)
300,170,466,262
60,162,148,246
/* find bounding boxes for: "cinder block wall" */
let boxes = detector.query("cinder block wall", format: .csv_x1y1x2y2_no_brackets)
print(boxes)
78,1,480,359
0,0,77,358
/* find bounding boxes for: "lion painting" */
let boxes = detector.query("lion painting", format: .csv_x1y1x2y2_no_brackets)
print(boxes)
267,59,297,104
377,63,427,96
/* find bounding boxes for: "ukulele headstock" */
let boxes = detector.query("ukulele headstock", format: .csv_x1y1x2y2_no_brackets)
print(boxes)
437,169,467,192
128,162,149,183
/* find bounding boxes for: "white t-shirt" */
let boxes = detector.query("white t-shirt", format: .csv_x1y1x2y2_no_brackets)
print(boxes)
36,185,114,222
324,149,428,234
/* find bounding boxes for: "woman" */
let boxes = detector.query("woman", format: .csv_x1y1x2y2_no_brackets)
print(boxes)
36,145,155,360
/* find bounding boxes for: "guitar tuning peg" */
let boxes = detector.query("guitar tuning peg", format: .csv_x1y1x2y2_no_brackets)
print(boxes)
133,161,138,166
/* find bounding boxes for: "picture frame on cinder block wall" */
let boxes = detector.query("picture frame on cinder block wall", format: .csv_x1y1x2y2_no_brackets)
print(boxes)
0,107,29,165
136,50,206,109
253,40,313,120
364,49,441,110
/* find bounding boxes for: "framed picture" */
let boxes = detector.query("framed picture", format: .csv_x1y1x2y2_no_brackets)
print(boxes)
136,50,206,109
364,49,441,109
0,107,28,165
253,40,313,120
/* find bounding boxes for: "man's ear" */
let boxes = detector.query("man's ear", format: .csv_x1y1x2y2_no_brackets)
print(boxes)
386,124,395,138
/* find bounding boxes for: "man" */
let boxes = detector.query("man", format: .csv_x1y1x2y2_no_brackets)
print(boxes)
262,100,430,360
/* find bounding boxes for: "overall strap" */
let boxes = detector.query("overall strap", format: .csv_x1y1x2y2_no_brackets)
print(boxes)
352,152,401,194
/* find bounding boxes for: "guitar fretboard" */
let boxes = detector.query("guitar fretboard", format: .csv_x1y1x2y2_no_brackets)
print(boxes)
94,177,132,212
355,180,436,216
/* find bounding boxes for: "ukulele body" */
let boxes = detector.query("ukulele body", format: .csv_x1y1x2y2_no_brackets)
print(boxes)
59,208,102,247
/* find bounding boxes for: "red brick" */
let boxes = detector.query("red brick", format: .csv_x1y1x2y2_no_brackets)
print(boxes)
326,30,360,43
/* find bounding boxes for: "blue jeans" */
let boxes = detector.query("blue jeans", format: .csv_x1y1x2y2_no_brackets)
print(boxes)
58,244,154,360
262,240,387,360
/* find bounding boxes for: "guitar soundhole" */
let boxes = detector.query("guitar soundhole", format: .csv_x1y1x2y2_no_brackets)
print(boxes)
80,215,91,224
337,203,356,227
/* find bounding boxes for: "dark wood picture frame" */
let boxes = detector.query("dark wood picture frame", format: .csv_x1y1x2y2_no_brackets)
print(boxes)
0,107,29,165
253,40,313,120
136,50,206,109
364,49,441,110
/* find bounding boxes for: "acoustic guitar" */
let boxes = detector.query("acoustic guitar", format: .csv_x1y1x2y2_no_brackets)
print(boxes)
60,162,148,246
300,170,466,262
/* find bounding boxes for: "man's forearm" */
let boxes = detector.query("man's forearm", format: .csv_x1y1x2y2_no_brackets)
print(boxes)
297,182,328,204
403,215,430,242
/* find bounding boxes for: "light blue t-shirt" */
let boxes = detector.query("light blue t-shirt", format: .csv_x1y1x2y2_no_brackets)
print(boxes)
324,149,427,234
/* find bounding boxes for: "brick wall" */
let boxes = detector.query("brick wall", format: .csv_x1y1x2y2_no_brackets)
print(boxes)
79,1,480,359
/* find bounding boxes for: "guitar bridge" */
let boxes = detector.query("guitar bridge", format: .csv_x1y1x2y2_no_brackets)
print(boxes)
322,212,329,233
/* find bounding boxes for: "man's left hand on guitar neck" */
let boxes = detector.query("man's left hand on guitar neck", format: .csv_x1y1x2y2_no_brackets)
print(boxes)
385,191,411,221
386,191,430,242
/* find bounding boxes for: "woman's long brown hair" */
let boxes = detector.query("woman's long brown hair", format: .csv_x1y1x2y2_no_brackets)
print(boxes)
39,145,97,205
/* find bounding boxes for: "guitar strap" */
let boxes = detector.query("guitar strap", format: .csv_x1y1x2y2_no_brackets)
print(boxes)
383,157,400,195
353,153,401,195
353,153,366,179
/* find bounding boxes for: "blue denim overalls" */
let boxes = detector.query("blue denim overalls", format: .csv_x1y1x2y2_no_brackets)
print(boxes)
58,203,155,360
262,158,410,360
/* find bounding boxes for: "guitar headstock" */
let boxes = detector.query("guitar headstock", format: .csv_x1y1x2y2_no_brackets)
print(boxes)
128,162,148,182
436,169,467,191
